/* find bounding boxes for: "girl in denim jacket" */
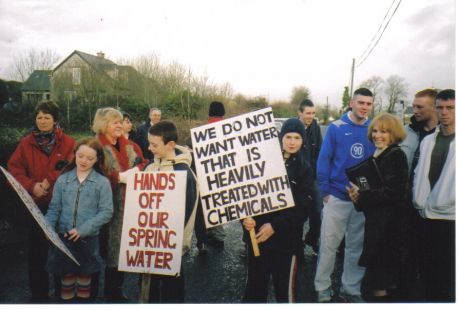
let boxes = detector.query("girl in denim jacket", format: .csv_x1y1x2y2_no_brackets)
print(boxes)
45,138,113,302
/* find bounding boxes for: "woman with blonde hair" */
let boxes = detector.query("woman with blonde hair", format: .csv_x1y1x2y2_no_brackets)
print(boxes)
347,112,408,302
92,107,147,302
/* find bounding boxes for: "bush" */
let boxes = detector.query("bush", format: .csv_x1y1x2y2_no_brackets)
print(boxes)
0,127,28,167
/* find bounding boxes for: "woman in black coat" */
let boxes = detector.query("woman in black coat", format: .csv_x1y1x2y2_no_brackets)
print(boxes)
347,112,408,302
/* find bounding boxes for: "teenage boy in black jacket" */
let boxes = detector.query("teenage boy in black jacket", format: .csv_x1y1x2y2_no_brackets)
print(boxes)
242,118,315,303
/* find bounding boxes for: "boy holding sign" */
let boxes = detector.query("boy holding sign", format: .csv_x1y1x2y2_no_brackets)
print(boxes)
242,118,315,303
142,121,198,302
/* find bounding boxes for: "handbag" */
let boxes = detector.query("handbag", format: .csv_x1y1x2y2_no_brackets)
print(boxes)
345,156,385,191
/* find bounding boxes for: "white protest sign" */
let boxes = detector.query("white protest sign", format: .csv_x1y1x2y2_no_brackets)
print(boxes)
191,107,295,228
0,166,79,265
118,170,187,276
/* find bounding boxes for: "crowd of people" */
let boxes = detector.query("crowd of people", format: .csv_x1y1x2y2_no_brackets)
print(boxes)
4,87,455,303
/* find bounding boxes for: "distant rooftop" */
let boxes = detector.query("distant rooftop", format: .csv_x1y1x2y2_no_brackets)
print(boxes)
21,70,51,91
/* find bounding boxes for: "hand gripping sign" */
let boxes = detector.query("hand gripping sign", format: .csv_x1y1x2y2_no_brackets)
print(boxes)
0,166,79,266
190,107,295,256
118,170,187,276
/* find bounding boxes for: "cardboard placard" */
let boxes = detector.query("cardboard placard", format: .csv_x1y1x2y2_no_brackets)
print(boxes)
191,107,295,228
118,170,187,276
0,166,79,265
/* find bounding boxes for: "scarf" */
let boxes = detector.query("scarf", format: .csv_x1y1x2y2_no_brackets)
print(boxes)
32,124,57,155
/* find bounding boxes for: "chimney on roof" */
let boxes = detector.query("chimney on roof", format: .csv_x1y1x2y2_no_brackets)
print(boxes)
96,51,105,59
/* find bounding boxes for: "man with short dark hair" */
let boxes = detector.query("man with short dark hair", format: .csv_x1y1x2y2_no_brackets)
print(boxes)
314,88,375,303
412,89,455,302
298,99,322,254
136,108,162,160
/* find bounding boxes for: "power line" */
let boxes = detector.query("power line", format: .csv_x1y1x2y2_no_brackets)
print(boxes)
357,0,397,63
356,0,402,67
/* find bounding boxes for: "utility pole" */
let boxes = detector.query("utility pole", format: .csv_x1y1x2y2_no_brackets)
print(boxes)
350,58,355,97
324,96,330,125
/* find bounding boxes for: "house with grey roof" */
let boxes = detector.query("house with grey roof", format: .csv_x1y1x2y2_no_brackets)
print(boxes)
21,70,52,104
51,50,144,107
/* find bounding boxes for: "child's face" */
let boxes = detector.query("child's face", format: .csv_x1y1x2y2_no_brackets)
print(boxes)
75,145,98,173
148,134,174,159
282,132,303,155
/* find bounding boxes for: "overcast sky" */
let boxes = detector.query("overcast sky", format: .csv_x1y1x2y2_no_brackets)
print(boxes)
0,0,455,107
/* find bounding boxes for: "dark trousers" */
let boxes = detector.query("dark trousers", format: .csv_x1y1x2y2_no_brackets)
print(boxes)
148,266,185,303
194,200,208,246
304,182,322,247
243,247,298,303
397,203,424,301
104,267,125,300
27,213,49,300
420,218,455,302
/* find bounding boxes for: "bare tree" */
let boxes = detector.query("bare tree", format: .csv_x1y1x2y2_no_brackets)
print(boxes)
8,49,60,81
290,85,311,107
384,75,408,113
359,75,384,115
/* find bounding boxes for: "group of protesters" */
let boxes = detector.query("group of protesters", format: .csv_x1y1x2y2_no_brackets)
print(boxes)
5,86,455,303
299,88,455,303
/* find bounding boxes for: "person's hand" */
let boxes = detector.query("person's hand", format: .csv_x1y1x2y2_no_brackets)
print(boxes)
256,223,275,244
118,166,140,183
243,217,256,231
32,182,48,198
64,229,81,242
323,194,330,204
346,182,360,203
41,178,50,191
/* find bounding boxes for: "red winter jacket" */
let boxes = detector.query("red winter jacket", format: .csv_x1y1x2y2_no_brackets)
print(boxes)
7,128,75,208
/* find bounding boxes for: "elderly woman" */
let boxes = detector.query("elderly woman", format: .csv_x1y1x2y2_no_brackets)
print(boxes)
8,100,75,302
347,112,408,302
92,107,147,302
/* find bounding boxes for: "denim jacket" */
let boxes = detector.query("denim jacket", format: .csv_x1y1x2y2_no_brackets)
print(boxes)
45,168,113,238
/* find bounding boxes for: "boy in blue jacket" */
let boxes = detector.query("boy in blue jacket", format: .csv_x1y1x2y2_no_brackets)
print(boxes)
314,88,375,302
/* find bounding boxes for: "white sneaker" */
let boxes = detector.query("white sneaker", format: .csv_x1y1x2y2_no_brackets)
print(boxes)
317,288,333,302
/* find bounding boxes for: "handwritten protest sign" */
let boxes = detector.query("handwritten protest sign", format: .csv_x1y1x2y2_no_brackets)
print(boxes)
0,166,79,265
118,170,187,276
191,107,295,228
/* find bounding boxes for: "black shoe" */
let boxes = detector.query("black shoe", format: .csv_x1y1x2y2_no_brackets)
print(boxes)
57,297,75,304
371,294,392,303
29,295,50,304
75,297,93,303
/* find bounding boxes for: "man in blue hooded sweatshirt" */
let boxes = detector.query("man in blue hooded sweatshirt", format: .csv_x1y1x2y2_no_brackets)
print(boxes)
314,88,375,303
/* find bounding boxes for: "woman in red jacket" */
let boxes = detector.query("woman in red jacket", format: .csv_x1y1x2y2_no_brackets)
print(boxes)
8,100,75,302
92,107,147,302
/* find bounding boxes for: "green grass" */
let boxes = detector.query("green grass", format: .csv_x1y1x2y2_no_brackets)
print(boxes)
67,131,94,141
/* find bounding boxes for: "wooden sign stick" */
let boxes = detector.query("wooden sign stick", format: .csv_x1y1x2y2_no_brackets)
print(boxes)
139,273,151,303
249,225,260,257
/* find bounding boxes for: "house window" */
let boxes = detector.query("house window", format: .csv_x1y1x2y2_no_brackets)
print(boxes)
72,67,81,85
